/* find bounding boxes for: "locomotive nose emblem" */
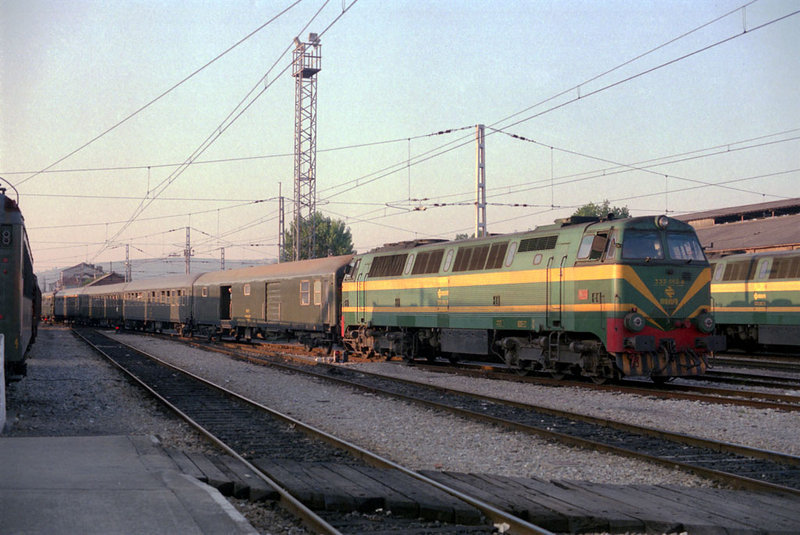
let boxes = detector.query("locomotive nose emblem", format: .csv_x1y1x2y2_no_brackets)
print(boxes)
664,286,675,298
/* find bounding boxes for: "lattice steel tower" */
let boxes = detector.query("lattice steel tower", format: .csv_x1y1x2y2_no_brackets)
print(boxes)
292,33,321,260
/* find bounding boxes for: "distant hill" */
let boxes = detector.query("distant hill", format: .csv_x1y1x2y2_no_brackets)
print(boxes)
37,257,273,292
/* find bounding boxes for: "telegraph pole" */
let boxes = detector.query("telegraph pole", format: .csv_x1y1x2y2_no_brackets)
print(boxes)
292,33,321,260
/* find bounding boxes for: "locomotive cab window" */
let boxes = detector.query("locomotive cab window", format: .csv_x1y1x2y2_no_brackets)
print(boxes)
666,232,705,262
577,233,608,261
622,231,664,260
345,259,360,280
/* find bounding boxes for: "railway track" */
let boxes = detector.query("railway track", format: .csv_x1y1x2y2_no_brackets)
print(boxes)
72,328,550,535
183,338,800,497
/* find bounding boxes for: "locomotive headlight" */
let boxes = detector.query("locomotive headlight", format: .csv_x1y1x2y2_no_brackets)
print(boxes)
655,215,670,229
624,312,646,332
695,313,715,333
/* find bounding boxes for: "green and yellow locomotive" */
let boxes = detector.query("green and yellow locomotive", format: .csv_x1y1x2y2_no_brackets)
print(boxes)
710,250,800,349
341,215,724,382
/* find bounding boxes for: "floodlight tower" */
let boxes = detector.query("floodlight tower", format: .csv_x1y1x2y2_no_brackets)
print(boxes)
292,33,321,260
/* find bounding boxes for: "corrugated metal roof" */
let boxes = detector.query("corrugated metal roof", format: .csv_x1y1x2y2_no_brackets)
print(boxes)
677,197,800,222
695,213,800,253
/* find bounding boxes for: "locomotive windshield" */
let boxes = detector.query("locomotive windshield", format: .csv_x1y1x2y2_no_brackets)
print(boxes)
666,232,705,261
622,230,705,262
622,231,664,260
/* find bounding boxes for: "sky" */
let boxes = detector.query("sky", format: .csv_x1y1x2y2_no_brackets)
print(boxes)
1,0,798,277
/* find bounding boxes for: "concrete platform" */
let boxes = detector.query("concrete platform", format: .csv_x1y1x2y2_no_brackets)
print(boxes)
0,435,258,535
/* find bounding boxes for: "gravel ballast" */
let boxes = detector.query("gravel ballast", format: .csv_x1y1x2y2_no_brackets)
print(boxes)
106,331,800,488
3,326,310,535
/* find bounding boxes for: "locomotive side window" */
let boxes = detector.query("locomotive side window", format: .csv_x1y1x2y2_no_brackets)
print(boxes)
485,242,508,269
412,249,444,274
769,257,800,279
723,261,752,281
201,287,208,298
577,233,607,261
243,283,251,296
519,235,557,252
443,249,455,272
622,231,664,260
712,263,725,281
757,259,771,279
504,242,517,267
345,259,360,280
368,254,408,277
403,254,415,275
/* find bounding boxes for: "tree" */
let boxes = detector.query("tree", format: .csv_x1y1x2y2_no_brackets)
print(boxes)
282,212,355,261
572,200,630,219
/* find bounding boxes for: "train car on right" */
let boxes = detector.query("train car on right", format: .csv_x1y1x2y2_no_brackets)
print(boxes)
710,250,800,349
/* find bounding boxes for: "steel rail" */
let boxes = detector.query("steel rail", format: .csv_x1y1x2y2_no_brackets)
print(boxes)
75,329,553,535
72,328,342,535
192,340,800,497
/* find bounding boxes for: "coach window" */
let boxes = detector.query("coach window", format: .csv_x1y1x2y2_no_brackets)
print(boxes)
300,280,311,306
313,280,322,306
244,283,251,296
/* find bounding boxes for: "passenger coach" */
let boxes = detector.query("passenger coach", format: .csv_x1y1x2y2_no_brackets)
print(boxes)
0,188,39,377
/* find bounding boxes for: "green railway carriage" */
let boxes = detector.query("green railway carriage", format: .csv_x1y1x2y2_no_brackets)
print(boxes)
0,190,38,377
122,274,202,332
710,250,800,348
192,256,352,344
342,215,724,382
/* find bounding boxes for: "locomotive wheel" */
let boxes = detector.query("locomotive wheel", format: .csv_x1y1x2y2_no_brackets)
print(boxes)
550,372,565,380
590,376,608,385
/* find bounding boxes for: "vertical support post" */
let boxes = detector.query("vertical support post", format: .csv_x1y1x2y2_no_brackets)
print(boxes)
475,124,487,238
125,244,131,282
293,33,321,261
278,182,285,263
184,227,191,274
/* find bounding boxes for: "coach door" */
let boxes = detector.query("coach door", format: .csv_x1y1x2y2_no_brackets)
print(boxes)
220,286,231,320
